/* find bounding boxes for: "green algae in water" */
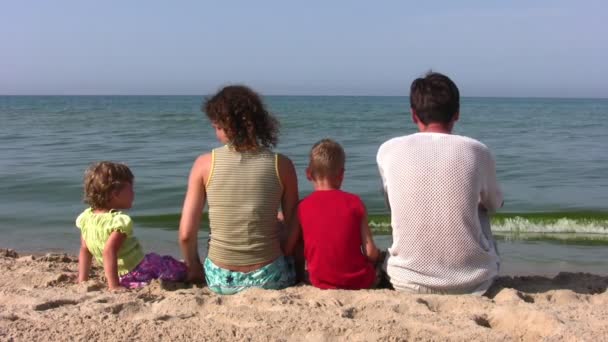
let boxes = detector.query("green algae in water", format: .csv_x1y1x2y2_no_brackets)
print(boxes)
133,211,608,245
134,213,209,231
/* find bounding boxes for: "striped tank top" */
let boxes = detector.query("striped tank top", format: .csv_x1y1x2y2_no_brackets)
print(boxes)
206,145,283,266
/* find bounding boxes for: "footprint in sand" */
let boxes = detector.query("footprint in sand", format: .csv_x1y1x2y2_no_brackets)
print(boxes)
415,297,440,313
493,288,535,304
136,292,165,303
1,313,19,321
274,294,300,305
1,249,18,258
339,307,357,319
487,306,564,339
38,254,76,263
103,301,141,316
308,298,343,309
472,314,491,328
44,273,76,287
77,280,105,293
32,299,79,311
544,290,585,304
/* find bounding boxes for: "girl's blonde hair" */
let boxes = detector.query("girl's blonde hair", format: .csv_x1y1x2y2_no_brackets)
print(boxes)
83,161,134,209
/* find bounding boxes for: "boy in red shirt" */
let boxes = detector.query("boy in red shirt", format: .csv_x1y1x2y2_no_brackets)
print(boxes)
285,139,380,289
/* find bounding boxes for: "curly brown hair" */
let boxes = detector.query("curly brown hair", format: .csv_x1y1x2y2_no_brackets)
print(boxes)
204,85,279,152
83,161,134,209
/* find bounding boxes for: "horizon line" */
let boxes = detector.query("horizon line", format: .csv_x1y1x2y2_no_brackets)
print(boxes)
1,94,607,100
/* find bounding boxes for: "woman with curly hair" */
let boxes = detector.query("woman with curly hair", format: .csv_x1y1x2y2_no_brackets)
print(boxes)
178,85,299,295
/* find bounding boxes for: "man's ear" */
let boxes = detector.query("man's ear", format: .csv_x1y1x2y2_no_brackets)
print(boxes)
338,168,345,182
411,108,419,124
305,167,313,181
453,111,460,122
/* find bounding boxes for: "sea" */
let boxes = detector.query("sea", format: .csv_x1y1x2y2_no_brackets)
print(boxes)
1,96,607,275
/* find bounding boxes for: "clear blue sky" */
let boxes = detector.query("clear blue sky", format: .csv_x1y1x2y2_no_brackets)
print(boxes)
1,0,606,97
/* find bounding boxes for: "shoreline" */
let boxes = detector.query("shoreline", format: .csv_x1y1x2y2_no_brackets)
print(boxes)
1,249,608,341
6,234,608,279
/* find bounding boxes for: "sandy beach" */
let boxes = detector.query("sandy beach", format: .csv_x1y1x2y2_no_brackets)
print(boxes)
1,249,607,341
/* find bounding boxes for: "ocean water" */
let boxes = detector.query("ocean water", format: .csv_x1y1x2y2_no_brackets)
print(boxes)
1,96,607,275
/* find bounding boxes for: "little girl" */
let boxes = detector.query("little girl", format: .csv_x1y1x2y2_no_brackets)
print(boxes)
76,161,186,290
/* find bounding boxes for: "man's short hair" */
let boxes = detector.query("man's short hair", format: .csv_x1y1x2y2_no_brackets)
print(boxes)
309,139,345,180
410,72,460,125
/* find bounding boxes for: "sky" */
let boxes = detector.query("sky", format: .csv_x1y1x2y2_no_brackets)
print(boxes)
1,0,606,97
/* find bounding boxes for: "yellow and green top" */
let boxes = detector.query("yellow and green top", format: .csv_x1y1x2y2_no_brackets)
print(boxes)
206,145,283,266
76,208,145,275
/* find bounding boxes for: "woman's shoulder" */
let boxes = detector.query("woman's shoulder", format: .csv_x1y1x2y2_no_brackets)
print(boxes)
194,151,214,167
186,151,213,174
275,153,294,169
275,153,296,183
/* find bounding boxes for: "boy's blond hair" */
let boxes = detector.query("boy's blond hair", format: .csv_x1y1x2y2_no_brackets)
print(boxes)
308,139,345,180
83,161,134,209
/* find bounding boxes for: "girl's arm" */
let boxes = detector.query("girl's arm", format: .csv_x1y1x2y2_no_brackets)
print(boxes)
179,153,211,283
361,207,380,263
102,231,126,290
78,237,93,282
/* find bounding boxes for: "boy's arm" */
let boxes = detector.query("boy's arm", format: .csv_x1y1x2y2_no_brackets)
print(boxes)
102,231,126,290
360,206,380,263
78,237,93,283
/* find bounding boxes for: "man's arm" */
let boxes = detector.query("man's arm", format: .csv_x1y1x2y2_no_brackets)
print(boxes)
480,150,503,213
377,161,392,212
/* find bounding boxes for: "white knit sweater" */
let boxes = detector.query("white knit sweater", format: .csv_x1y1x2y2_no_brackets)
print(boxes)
377,132,503,292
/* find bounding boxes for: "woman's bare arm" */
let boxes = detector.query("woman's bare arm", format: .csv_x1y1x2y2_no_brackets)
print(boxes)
283,217,301,257
178,153,211,283
278,154,299,234
277,154,305,280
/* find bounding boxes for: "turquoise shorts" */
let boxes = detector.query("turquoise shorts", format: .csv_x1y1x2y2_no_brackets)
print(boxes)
204,256,296,295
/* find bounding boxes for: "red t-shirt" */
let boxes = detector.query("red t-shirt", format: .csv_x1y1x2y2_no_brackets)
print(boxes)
298,190,375,289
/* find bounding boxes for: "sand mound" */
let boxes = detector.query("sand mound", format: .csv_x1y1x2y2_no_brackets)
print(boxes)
1,249,607,341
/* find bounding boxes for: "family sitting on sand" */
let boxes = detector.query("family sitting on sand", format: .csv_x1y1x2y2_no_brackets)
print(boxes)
75,72,503,296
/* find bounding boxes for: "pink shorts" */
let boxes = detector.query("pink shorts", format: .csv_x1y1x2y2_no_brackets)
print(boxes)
119,253,187,289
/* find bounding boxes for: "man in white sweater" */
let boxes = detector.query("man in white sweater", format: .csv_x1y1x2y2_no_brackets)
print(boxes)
377,72,503,295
